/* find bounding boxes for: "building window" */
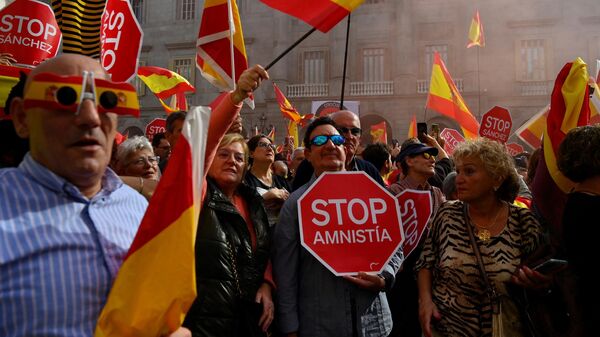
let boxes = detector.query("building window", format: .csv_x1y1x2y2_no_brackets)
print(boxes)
131,0,145,24
362,48,385,82
176,0,195,21
518,39,546,81
170,57,195,89
301,50,326,84
424,45,448,75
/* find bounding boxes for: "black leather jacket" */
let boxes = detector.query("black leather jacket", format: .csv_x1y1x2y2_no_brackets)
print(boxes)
183,178,270,336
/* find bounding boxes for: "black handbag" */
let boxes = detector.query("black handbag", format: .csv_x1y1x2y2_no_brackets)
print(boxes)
224,233,270,337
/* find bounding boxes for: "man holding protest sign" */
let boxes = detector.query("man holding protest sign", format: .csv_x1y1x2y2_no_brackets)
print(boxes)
273,117,403,337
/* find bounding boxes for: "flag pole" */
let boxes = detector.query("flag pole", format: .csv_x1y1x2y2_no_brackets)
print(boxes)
340,13,351,107
265,27,317,70
477,46,481,119
227,0,236,89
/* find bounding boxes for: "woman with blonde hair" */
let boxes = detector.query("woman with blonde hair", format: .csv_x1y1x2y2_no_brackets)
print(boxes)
417,138,546,337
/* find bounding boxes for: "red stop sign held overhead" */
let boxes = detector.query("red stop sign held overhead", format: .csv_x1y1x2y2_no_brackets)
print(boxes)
100,0,143,82
145,118,166,142
0,0,62,66
479,106,513,143
298,171,404,276
440,128,465,156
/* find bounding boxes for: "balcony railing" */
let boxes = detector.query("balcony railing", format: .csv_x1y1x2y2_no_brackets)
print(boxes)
286,83,329,97
417,78,464,94
349,81,394,96
519,81,550,96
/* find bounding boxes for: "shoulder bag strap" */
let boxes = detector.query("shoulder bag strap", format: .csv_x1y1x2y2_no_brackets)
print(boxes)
463,203,500,314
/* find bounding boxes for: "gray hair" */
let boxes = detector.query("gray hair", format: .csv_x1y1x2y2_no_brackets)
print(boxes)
116,136,154,163
291,147,305,160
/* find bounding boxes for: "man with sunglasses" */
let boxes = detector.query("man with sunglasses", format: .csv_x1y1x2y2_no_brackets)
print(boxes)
291,110,384,191
273,117,401,337
386,142,446,337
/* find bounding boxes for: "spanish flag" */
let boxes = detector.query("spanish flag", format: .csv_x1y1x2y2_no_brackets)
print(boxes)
273,83,314,126
95,106,211,336
260,0,365,33
531,58,590,235
407,114,417,139
288,120,299,148
515,105,549,150
137,66,196,113
467,10,485,48
197,0,248,92
267,126,276,140
426,51,480,139
370,121,387,144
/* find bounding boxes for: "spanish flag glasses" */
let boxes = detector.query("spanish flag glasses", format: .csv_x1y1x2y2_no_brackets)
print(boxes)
23,71,140,117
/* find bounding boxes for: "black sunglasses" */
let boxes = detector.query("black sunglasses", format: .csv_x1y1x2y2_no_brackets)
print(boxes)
310,134,345,146
339,127,362,136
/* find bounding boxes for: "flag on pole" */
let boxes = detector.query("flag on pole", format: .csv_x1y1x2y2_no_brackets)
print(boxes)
273,83,314,126
95,106,211,336
137,66,196,114
196,0,248,92
370,121,387,144
288,120,299,148
260,0,365,33
254,125,259,136
51,0,106,57
407,115,417,138
531,57,591,235
467,10,485,48
514,105,549,150
426,51,480,139
267,126,276,140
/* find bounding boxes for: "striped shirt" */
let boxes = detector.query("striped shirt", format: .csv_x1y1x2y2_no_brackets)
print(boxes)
0,154,148,337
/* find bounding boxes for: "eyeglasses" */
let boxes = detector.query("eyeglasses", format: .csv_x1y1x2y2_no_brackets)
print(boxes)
339,127,362,136
23,71,140,117
310,134,345,147
127,156,160,167
422,152,435,160
257,142,276,150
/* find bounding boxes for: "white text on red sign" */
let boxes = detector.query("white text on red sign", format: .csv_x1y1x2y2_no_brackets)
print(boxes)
0,15,56,54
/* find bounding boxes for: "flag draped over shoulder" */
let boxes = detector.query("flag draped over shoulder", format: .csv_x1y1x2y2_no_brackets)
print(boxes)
95,106,212,337
137,66,196,113
426,52,480,139
467,10,484,48
407,115,417,139
531,58,590,235
370,121,387,144
51,0,106,57
260,0,365,33
196,0,248,92
0,65,30,117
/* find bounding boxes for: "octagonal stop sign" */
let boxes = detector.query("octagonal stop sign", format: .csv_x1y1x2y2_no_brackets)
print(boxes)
298,171,404,276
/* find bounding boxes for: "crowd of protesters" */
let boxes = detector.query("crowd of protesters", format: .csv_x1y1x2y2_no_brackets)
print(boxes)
0,53,596,337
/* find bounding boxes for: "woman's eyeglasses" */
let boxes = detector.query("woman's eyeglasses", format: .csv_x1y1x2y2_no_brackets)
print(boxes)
310,134,345,146
127,156,160,167
257,142,276,150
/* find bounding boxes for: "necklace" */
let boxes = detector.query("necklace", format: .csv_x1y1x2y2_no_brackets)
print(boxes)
469,202,504,242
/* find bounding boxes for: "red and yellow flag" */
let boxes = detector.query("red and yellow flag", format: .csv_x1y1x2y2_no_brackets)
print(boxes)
267,126,276,140
260,0,365,33
370,121,387,144
288,120,299,148
196,0,248,92
531,57,591,234
137,66,196,114
273,83,314,126
0,65,30,118
426,51,480,139
407,114,417,138
95,106,212,336
467,10,485,48
514,105,549,150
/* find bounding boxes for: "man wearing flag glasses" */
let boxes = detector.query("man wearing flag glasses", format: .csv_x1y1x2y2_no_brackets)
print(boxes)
0,54,188,337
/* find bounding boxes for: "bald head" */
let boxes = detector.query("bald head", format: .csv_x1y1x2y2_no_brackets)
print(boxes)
329,110,361,165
